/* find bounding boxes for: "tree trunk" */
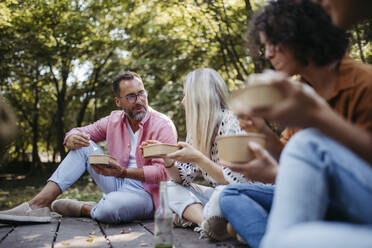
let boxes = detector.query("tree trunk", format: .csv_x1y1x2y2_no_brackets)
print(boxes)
77,96,92,127
31,81,40,164
49,62,68,159
355,27,366,63
56,95,66,159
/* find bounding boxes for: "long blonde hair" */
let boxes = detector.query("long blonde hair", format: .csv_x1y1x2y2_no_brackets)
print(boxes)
184,68,229,157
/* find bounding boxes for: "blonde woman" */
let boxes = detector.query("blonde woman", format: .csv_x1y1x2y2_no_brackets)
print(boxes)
142,68,249,240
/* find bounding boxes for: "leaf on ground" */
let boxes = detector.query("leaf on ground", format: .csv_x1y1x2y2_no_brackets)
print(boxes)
76,218,92,223
86,237,94,243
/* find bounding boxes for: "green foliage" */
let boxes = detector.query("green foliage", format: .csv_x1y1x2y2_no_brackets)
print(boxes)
0,0,371,163
0,172,102,210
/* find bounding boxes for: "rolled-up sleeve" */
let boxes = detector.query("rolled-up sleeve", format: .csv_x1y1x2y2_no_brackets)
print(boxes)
64,116,109,145
143,118,178,183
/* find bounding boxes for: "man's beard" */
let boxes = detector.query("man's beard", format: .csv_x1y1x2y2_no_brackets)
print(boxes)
125,104,147,121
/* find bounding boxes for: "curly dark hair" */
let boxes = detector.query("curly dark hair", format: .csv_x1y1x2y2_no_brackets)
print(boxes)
112,71,142,96
247,0,349,67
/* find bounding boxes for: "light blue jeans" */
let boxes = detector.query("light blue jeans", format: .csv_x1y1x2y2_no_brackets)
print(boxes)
48,141,154,224
261,128,372,248
166,181,215,219
219,183,274,248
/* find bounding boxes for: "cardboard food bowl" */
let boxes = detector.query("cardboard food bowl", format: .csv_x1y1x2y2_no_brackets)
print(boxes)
217,133,266,163
89,154,116,165
229,84,284,114
143,143,179,158
228,72,285,114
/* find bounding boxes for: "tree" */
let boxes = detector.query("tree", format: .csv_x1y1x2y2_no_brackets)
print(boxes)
1,0,125,161
1,0,370,165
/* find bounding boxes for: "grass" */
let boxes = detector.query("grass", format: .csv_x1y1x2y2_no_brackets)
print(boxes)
0,168,103,211
0,161,209,211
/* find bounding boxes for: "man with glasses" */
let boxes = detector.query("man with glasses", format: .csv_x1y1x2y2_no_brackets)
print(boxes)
0,71,178,224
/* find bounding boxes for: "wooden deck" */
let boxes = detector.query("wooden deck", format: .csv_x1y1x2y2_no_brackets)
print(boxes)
0,216,246,248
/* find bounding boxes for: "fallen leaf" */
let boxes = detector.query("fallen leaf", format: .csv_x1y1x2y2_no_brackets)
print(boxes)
61,241,70,246
76,218,92,223
86,237,94,243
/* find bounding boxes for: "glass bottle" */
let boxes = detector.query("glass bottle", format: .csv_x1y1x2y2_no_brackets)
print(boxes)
154,181,173,248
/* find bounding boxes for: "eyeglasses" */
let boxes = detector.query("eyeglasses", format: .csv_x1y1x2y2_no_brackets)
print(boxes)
119,90,147,104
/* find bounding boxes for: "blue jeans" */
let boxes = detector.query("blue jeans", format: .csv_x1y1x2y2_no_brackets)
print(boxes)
219,183,275,248
261,128,372,248
48,141,154,224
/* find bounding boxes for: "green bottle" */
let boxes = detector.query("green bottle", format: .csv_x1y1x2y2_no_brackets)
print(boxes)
154,181,173,248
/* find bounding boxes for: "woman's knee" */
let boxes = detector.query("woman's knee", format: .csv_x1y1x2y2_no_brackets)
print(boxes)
283,128,321,153
219,184,243,212
280,128,333,171
220,184,241,197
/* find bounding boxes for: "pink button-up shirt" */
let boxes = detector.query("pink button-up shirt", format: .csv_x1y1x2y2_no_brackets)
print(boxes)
64,107,178,210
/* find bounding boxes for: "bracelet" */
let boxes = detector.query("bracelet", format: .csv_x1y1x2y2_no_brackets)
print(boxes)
119,167,127,178
164,162,174,169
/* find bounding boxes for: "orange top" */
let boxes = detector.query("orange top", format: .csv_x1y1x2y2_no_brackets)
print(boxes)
281,56,372,144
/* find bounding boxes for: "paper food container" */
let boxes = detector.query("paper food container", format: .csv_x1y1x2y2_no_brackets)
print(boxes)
143,144,179,158
89,154,116,165
228,72,285,114
217,133,266,163
229,84,284,114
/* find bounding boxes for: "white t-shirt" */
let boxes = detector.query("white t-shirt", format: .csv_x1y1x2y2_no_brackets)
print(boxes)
127,119,140,169
125,119,143,189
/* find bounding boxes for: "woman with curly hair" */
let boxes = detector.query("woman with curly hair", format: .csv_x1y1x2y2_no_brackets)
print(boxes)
218,0,372,247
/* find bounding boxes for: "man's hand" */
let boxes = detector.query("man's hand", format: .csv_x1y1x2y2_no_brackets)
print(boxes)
90,158,126,178
221,142,278,184
65,133,91,150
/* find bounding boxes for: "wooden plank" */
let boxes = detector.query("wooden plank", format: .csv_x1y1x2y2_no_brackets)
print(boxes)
173,227,246,248
0,218,246,248
143,222,246,248
101,220,155,248
0,220,58,248
0,225,14,243
54,217,109,248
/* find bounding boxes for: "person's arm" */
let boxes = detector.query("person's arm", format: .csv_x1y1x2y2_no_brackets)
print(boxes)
221,142,278,184
64,116,109,149
162,159,183,183
166,142,228,185
195,153,229,185
246,70,372,165
314,105,372,164
65,133,91,150
140,139,182,183
91,159,146,180
141,118,178,184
